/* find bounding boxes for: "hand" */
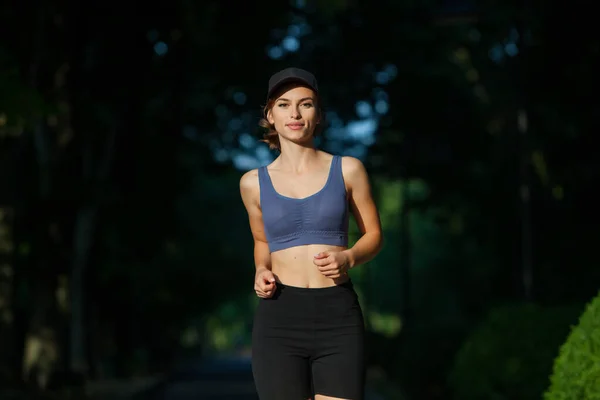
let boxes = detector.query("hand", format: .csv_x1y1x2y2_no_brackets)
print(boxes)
313,251,350,279
254,267,277,298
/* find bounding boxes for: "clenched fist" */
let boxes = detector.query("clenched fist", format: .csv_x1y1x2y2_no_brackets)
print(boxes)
255,267,277,298
313,251,350,279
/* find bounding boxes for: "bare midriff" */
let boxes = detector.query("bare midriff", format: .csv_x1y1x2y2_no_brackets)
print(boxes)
270,244,350,288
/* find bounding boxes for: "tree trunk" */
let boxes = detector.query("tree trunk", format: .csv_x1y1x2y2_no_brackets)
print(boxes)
0,206,16,382
516,0,533,301
69,206,96,376
399,178,412,321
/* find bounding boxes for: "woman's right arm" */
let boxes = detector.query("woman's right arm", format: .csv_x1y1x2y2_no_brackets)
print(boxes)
240,169,276,297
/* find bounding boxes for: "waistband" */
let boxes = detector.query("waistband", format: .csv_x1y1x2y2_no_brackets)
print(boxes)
275,279,354,295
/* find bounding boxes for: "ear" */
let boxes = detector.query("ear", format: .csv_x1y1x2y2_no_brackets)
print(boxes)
267,109,274,125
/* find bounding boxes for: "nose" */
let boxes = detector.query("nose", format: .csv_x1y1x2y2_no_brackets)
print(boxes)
290,106,301,119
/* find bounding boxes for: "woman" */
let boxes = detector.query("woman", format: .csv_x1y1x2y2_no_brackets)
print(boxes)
239,67,383,400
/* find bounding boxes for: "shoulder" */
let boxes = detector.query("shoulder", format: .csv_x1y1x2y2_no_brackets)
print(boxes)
340,156,370,193
340,156,367,177
240,168,260,191
239,168,261,206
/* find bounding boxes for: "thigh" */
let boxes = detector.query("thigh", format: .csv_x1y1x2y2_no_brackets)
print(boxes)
311,326,365,400
251,349,311,400
311,287,365,400
252,298,313,400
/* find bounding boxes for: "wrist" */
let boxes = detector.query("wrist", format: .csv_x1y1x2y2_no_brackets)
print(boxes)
256,265,269,273
342,249,356,269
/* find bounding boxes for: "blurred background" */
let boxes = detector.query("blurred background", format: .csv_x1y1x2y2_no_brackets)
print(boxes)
1,0,599,399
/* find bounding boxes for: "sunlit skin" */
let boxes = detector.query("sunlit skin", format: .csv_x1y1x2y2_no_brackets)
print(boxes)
267,85,320,149
240,84,383,293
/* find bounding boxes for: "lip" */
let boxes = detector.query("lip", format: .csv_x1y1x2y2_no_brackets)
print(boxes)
286,123,305,130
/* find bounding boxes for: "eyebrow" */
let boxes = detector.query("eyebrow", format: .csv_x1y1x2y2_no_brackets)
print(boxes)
276,97,315,103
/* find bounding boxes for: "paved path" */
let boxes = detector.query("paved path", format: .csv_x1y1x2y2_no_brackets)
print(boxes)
2,356,388,399
127,355,386,400
152,356,258,400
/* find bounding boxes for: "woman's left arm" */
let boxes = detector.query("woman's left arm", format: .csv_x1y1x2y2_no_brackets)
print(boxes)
341,156,384,269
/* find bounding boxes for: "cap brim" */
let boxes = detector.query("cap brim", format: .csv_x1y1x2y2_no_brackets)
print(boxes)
267,77,317,99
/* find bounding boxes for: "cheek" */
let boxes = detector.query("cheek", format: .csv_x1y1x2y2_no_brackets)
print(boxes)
271,116,283,129
303,110,318,123
303,106,316,116
270,111,287,128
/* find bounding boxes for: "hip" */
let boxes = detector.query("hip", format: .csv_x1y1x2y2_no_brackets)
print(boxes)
253,280,364,331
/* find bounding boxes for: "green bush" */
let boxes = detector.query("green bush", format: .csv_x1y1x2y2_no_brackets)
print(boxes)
545,290,600,400
448,303,581,400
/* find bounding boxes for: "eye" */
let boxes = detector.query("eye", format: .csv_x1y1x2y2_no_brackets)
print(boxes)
302,103,314,108
278,103,289,108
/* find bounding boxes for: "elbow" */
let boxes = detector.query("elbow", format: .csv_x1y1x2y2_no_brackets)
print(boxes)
374,230,384,254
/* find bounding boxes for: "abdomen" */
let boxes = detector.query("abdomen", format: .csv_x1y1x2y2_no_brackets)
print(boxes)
270,243,350,288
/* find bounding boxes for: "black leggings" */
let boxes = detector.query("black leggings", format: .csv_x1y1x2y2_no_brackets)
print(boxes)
251,280,365,400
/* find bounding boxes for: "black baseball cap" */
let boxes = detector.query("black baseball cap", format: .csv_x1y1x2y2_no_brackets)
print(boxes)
267,67,319,99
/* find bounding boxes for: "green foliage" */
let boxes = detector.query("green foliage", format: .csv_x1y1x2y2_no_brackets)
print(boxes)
449,303,581,400
0,52,48,134
545,291,600,400
387,320,468,399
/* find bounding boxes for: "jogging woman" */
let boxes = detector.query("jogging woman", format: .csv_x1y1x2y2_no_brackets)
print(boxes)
240,67,383,400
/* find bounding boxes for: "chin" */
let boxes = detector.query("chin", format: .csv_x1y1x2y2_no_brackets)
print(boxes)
281,130,313,143
288,135,314,146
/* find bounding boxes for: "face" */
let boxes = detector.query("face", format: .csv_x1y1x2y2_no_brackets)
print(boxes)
267,84,319,146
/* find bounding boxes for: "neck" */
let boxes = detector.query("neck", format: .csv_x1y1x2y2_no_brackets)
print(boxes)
277,140,319,172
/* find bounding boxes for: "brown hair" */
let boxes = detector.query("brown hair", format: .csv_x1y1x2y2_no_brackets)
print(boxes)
258,90,323,151
258,98,281,150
